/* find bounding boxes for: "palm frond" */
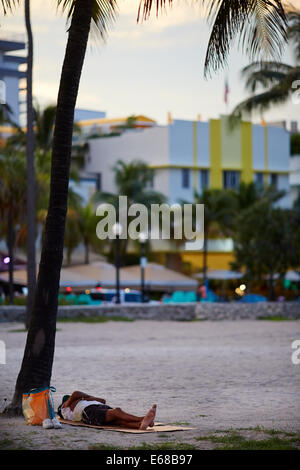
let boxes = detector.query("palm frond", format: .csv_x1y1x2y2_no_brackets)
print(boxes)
230,65,300,119
203,0,287,76
287,10,300,61
137,1,287,76
0,0,19,14
56,0,118,39
241,60,293,92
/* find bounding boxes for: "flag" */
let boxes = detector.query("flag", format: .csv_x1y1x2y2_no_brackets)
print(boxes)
224,77,229,105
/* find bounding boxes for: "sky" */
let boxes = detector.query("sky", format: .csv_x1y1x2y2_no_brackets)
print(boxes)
1,0,300,127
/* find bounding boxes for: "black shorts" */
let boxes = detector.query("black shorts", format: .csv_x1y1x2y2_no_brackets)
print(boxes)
82,404,112,426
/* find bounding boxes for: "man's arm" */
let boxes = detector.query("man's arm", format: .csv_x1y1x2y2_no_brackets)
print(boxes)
63,391,106,408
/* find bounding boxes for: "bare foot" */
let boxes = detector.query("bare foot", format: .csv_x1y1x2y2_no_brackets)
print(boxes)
139,404,157,430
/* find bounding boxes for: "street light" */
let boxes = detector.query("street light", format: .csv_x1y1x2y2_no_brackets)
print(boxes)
139,231,148,303
112,222,123,304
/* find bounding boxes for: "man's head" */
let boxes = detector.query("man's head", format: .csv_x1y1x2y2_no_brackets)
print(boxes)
57,394,71,419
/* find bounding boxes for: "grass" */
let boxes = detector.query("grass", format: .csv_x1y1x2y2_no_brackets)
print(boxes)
57,315,134,323
195,429,300,450
89,442,198,451
168,421,191,426
258,315,295,321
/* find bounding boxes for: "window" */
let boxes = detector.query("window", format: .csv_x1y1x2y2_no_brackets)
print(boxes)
147,171,154,189
96,173,102,191
223,171,240,190
200,170,209,190
182,169,190,189
270,173,278,189
255,172,264,188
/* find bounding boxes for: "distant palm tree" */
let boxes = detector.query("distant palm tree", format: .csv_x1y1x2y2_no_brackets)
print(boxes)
232,181,285,212
0,150,27,304
93,159,166,262
230,10,300,119
78,202,100,265
24,0,36,328
194,189,236,283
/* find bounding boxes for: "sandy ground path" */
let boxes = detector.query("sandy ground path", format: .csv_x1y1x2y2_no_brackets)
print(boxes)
0,320,300,450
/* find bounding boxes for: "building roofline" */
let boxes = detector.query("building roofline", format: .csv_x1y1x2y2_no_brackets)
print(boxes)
77,115,156,126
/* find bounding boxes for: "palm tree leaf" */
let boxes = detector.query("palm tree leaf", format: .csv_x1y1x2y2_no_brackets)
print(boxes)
241,61,293,92
137,1,287,76
0,0,19,14
56,0,118,38
230,65,300,118
287,10,300,61
203,0,287,76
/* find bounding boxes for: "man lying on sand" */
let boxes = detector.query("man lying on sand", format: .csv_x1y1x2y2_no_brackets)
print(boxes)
57,390,157,430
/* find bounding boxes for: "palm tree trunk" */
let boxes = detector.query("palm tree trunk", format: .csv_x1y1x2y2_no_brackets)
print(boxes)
7,211,15,305
25,0,36,329
269,273,275,301
84,240,89,265
5,0,94,415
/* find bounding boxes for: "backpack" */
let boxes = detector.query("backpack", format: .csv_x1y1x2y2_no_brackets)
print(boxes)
22,386,56,425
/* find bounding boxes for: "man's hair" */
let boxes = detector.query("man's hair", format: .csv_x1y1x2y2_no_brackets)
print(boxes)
57,394,71,419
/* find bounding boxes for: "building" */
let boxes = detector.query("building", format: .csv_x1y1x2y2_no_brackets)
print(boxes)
80,115,291,208
72,113,291,272
75,113,156,138
0,34,26,128
290,155,300,205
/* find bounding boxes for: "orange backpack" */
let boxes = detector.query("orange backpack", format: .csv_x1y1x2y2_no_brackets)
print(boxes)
22,386,56,425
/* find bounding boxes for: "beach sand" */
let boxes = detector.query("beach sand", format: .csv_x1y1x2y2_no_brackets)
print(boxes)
0,319,299,450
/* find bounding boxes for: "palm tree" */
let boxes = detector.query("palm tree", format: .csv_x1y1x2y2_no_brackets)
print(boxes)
2,0,288,415
78,202,100,264
230,10,300,120
232,181,285,212
24,0,36,328
93,159,166,263
0,150,27,304
193,189,236,283
3,0,117,415
34,103,57,158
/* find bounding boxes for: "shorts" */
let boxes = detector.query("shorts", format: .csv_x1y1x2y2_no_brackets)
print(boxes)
82,404,112,426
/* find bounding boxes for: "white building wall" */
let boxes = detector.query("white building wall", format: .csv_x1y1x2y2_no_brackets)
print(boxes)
196,121,210,167
169,120,193,165
276,174,291,208
268,127,290,171
86,126,169,194
252,125,265,171
290,155,300,206
169,168,194,204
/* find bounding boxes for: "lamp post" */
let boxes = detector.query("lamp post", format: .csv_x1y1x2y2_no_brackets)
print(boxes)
113,222,122,304
139,231,148,303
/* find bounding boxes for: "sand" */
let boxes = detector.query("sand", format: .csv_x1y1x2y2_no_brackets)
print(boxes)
0,319,300,450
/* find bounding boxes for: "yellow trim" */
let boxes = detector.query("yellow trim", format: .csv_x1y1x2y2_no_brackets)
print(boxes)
241,121,253,183
77,115,156,127
0,126,18,134
210,119,222,189
182,252,235,271
264,127,268,185
193,121,198,193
